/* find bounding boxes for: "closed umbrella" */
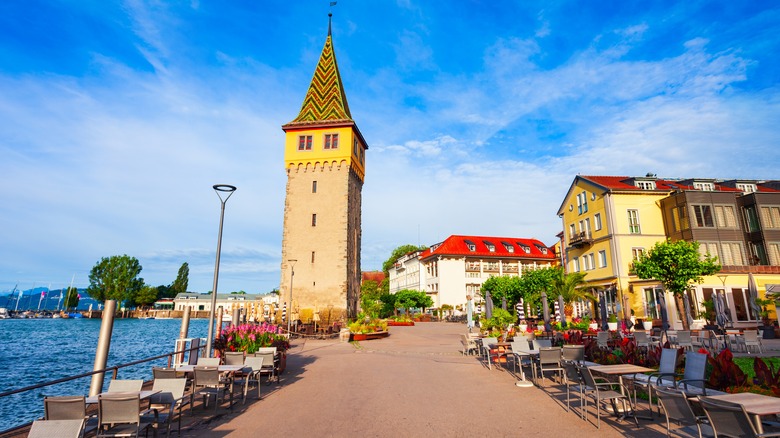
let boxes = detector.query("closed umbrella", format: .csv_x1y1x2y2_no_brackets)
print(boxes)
516,298,525,321
502,296,507,312
748,273,762,322
715,290,730,329
466,297,473,332
622,292,634,331
682,293,694,328
656,290,670,331
541,291,551,332
599,290,609,331
485,291,493,320
558,295,567,329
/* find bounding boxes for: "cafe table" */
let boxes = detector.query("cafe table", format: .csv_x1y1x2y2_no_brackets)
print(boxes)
706,392,780,434
487,342,512,371
174,364,246,373
86,390,160,405
512,349,539,387
589,364,654,419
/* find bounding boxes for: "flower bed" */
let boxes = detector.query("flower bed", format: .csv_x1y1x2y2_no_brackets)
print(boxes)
350,331,390,341
387,321,414,326
213,322,290,356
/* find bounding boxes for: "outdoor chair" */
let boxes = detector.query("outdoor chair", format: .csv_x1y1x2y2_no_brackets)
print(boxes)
625,348,679,417
725,330,746,353
152,367,178,379
28,419,85,438
223,351,245,366
147,378,189,436
479,337,498,369
596,331,610,350
677,331,694,351
744,330,764,354
44,395,97,436
509,339,532,375
196,357,220,366
577,363,638,429
562,360,585,418
192,366,233,414
699,330,723,354
96,393,157,438
253,347,279,385
107,379,143,393
532,339,551,350
460,334,478,356
655,386,710,438
562,345,585,363
633,331,655,350
675,351,709,397
235,356,264,403
537,347,564,386
699,396,780,437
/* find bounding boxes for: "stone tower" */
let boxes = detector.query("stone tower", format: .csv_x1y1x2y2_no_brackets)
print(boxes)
279,16,367,321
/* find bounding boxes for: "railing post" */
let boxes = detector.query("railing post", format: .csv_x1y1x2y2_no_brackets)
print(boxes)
89,299,116,396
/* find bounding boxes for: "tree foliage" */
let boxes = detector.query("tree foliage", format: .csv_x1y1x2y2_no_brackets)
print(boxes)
171,262,189,295
360,280,383,318
516,267,559,309
134,285,159,308
64,286,80,310
480,275,523,307
382,244,427,274
633,240,721,296
388,289,433,315
550,268,592,304
86,255,144,303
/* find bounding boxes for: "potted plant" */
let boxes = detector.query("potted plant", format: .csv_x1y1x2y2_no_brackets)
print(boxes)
607,314,618,331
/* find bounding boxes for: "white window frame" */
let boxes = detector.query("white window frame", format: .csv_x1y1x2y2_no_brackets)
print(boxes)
594,213,602,231
627,209,641,234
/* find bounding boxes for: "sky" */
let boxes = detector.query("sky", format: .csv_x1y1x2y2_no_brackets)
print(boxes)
1,1,779,295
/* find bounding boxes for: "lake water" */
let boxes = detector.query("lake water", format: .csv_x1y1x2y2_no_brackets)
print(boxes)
0,318,210,432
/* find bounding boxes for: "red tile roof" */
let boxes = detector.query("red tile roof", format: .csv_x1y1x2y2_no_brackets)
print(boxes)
418,235,557,261
580,176,780,193
361,271,385,284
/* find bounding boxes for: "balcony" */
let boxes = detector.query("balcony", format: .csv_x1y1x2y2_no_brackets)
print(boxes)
720,265,780,274
568,231,593,248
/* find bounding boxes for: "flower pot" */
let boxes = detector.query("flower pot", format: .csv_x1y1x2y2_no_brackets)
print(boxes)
642,321,653,331
518,324,527,333
607,322,618,331
589,322,598,331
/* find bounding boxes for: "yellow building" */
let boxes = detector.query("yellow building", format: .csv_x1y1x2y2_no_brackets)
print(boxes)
278,16,367,321
558,175,780,330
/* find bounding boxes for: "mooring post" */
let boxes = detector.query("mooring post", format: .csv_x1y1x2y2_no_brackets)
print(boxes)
89,299,116,396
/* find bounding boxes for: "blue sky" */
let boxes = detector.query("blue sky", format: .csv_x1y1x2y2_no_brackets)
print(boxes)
1,1,779,295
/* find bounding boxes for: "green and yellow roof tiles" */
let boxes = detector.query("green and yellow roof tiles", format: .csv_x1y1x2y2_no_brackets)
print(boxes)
288,35,352,125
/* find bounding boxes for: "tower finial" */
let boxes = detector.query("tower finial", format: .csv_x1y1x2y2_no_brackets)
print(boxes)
328,12,332,36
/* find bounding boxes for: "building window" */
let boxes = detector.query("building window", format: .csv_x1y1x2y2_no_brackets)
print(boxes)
298,135,312,151
693,182,714,191
730,287,757,321
572,257,580,272
631,248,645,261
534,244,548,254
577,191,588,214
569,224,576,239
720,242,744,265
582,255,590,271
588,253,595,270
598,250,607,268
311,213,317,226
760,206,780,229
584,218,591,234
744,205,760,232
698,242,719,261
627,209,641,234
324,133,339,149
312,181,317,193
636,181,656,190
594,213,602,231
768,242,780,265
464,240,476,251
502,242,514,253
737,183,757,193
311,251,315,263
353,138,359,156
692,205,714,228
517,243,530,253
714,205,737,228
672,206,689,232
483,241,495,252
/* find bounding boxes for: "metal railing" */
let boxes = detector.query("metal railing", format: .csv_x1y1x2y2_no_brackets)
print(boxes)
0,343,202,435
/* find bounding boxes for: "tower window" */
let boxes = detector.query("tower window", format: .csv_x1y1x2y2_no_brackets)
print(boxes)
353,138,359,156
311,251,315,263
324,133,339,149
312,214,317,226
298,135,312,151
312,181,317,193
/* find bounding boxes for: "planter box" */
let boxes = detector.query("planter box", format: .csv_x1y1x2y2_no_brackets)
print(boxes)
607,322,618,331
350,331,390,342
387,321,415,326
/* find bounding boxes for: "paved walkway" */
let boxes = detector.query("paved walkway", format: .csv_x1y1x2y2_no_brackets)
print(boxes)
181,323,718,438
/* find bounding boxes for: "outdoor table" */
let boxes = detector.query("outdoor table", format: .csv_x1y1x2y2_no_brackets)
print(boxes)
589,364,654,419
706,392,780,434
86,390,160,405
174,364,246,373
488,342,511,370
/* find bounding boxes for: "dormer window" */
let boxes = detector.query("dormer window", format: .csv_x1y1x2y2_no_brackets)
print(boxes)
483,240,495,252
501,241,514,253
517,243,530,253
737,183,756,193
693,182,714,191
636,181,656,190
464,240,476,251
534,244,548,254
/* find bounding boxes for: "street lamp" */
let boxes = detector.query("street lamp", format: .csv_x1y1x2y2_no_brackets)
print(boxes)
205,184,237,358
287,259,297,336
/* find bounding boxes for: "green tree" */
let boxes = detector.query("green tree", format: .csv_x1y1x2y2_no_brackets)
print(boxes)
382,244,428,274
633,239,721,330
171,262,189,295
480,276,523,308
156,284,174,299
134,285,159,309
63,286,80,310
360,280,383,318
86,255,144,304
516,267,559,315
392,289,433,315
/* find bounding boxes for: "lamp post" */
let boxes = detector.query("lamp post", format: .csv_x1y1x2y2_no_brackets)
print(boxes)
205,184,237,358
287,259,297,336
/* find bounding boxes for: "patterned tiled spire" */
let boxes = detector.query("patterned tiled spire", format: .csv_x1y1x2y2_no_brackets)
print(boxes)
288,17,352,125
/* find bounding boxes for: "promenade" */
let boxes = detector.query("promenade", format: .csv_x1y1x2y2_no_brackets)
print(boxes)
183,323,713,438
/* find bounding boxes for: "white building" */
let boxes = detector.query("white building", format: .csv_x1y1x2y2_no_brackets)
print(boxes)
388,235,558,310
173,292,279,321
